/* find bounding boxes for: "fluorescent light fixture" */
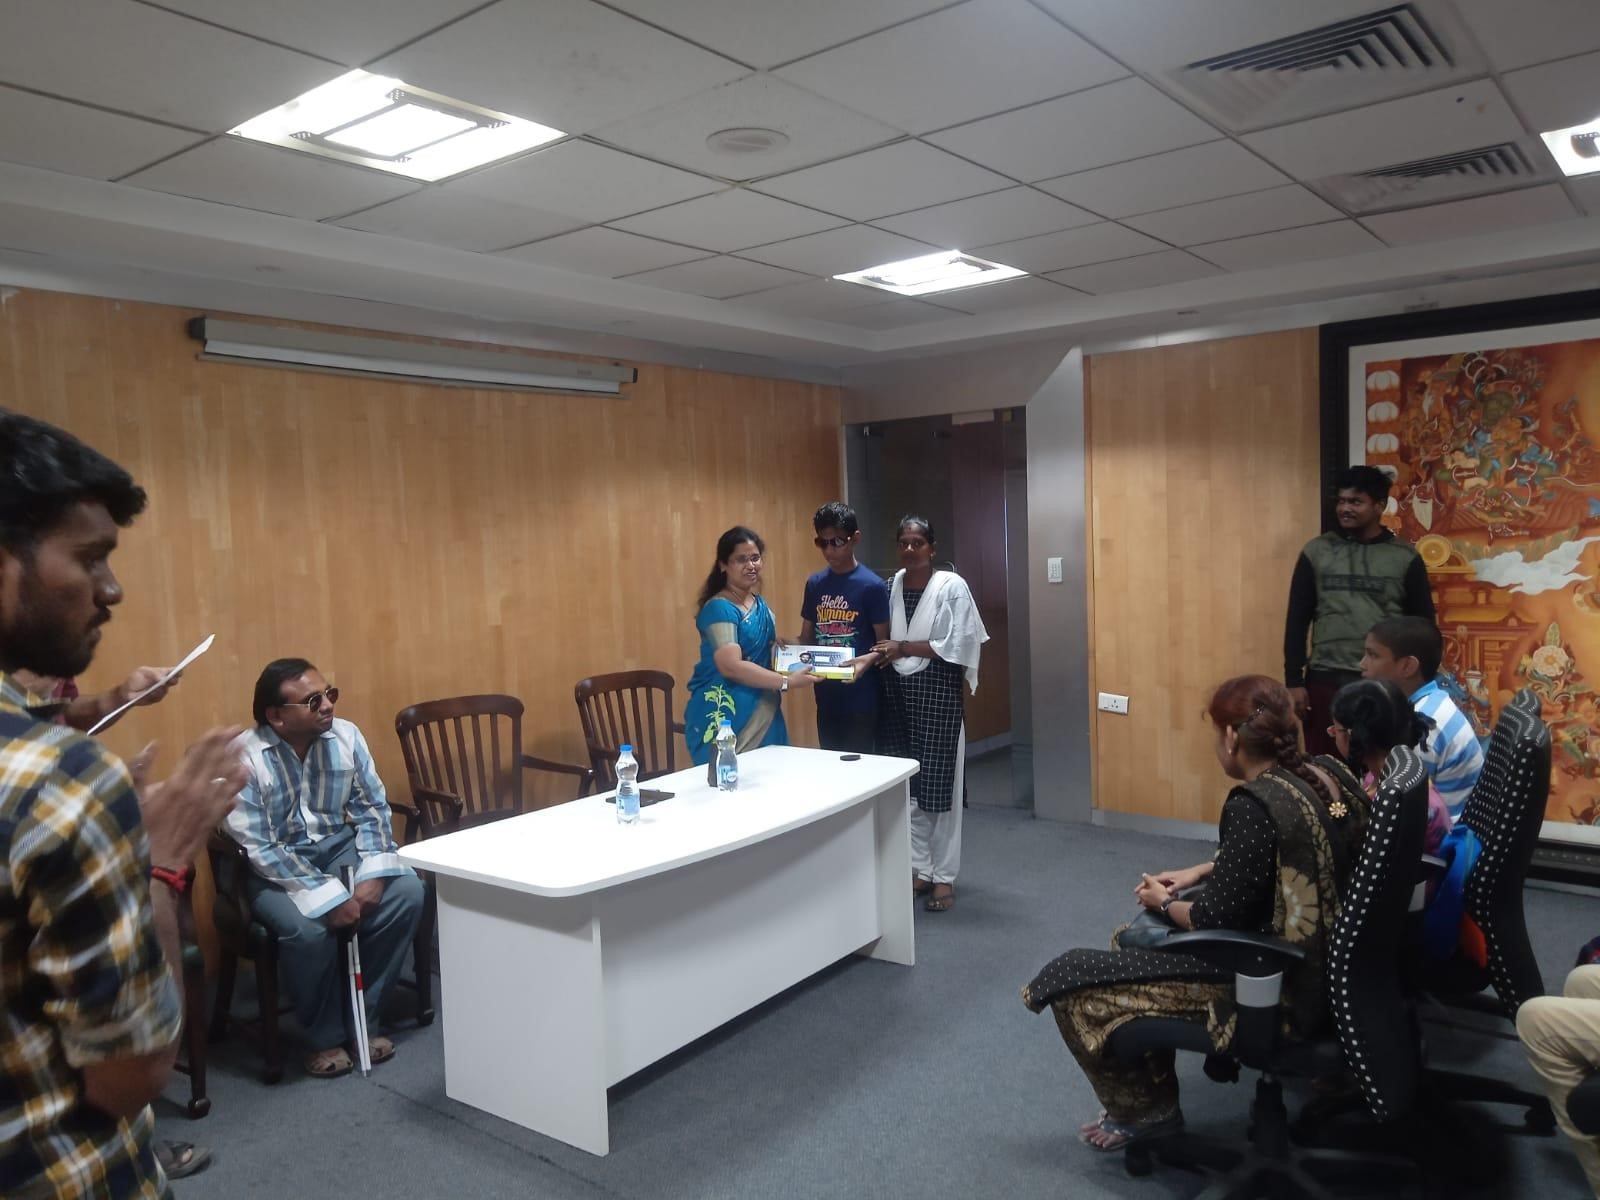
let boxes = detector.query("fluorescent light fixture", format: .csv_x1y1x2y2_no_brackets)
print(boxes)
834,251,1026,296
1540,116,1600,178
230,70,564,182
189,318,636,396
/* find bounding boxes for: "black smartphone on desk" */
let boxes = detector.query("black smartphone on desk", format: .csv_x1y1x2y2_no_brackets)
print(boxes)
606,789,673,806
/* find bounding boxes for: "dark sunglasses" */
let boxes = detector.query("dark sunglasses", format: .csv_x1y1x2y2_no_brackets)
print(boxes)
279,687,340,711
814,535,852,549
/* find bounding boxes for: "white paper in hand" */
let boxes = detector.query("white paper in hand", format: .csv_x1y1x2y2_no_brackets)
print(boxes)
86,633,215,735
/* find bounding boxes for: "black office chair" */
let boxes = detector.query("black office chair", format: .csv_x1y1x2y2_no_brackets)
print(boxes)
1424,688,1556,1132
1110,747,1430,1196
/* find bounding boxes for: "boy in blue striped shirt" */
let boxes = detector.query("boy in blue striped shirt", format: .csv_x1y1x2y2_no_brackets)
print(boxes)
1360,616,1485,818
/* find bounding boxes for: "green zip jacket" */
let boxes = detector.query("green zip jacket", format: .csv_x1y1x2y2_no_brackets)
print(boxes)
1284,529,1435,684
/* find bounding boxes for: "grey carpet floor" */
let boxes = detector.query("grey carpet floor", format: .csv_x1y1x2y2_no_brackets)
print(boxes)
162,802,1600,1200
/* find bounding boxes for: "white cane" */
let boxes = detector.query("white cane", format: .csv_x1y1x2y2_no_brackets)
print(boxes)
340,865,373,1076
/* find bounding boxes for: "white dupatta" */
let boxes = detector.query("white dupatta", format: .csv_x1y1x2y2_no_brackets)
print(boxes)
888,569,989,695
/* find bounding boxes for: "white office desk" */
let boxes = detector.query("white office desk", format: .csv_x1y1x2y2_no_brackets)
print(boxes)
398,745,917,1155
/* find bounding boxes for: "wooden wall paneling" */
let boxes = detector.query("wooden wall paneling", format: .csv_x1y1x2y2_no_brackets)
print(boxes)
1086,329,1320,823
1,287,842,960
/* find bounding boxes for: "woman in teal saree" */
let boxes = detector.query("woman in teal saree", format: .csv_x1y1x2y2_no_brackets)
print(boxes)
684,526,816,764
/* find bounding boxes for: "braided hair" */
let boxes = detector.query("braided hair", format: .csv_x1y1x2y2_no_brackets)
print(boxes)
1329,677,1433,771
1207,674,1337,807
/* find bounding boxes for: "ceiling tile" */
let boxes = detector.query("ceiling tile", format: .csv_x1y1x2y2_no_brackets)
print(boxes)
123,138,418,220
873,187,1098,249
333,189,584,251
0,0,342,131
623,256,812,298
600,0,951,69
147,0,487,67
739,225,934,276
0,88,202,180
449,141,722,224
370,0,747,137
1036,141,1289,217
832,298,962,329
1242,81,1527,179
1360,184,1579,246
1047,249,1223,294
971,222,1168,273
1190,220,1384,271
1123,185,1341,246
775,0,1126,135
927,77,1219,181
1501,53,1600,133
590,75,900,181
500,227,709,276
1573,176,1600,216
1453,0,1600,71
752,141,1010,221
609,189,846,253
736,278,900,317
929,275,1081,314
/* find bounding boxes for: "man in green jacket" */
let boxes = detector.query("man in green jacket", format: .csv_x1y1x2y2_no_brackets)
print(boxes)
1285,465,1436,755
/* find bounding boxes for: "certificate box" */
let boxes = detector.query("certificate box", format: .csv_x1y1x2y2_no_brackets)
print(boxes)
773,644,856,682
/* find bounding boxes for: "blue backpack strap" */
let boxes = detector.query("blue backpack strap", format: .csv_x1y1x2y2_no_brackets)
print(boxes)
1424,824,1482,960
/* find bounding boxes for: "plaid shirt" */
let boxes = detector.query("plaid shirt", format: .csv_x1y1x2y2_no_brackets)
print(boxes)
225,719,405,918
0,673,180,1200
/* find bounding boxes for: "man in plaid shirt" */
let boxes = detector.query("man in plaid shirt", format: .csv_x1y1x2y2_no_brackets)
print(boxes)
0,410,242,1199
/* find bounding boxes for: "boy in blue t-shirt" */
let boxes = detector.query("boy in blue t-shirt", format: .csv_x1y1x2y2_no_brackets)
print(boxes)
799,501,890,754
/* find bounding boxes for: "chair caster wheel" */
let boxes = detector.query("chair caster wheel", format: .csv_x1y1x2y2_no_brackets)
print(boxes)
417,1008,436,1027
186,1097,211,1119
1125,1147,1153,1177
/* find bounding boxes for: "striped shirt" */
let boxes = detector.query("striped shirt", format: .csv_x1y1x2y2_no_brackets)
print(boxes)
0,673,179,1200
225,719,405,918
1410,680,1485,818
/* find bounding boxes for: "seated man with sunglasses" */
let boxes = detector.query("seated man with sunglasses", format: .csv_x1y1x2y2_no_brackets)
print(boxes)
225,658,424,1078
799,501,890,754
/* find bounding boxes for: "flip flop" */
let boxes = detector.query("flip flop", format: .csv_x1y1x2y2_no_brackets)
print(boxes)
155,1141,212,1180
305,1046,353,1078
925,884,955,912
368,1035,396,1065
1079,1110,1184,1152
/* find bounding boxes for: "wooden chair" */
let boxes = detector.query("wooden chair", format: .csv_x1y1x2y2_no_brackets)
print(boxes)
574,671,684,791
207,831,286,1084
393,694,593,1017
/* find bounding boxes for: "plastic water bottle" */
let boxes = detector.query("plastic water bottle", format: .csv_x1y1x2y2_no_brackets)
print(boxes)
714,721,738,792
615,744,639,824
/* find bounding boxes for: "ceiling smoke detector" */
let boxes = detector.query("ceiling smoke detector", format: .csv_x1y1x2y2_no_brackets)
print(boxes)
705,127,791,156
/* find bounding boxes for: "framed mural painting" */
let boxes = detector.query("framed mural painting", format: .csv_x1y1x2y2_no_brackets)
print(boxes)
1338,307,1600,846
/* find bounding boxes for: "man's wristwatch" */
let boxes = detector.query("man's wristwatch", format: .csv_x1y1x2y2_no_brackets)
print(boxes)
779,678,789,693
151,864,195,894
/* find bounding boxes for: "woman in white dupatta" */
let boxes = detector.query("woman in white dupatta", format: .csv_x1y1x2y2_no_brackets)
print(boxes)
873,516,988,912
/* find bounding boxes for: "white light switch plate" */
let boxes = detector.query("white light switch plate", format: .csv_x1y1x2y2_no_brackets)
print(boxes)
1046,556,1063,583
1097,692,1129,715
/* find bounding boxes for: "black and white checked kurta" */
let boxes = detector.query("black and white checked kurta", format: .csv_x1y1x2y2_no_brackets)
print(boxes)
878,586,966,813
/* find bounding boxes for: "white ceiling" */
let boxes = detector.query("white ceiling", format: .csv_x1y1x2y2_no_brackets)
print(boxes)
2,0,1600,370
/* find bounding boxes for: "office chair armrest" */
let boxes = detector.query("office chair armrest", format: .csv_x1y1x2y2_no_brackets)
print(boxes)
1570,1074,1600,1135
521,754,596,798
1163,929,1307,976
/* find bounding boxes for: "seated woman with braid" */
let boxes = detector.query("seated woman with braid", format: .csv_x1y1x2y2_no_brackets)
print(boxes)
1022,675,1370,1152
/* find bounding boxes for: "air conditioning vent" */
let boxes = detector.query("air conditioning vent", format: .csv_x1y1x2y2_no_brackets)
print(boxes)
1316,140,1553,212
1168,2,1477,131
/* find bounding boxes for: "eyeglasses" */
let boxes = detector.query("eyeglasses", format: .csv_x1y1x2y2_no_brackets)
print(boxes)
814,535,852,549
279,687,339,711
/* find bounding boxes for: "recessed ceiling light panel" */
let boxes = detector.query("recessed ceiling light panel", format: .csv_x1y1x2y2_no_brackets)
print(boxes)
230,70,564,182
834,251,1026,297
1541,116,1600,178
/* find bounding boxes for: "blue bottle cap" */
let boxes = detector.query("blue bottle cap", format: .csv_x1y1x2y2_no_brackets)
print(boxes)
620,744,633,753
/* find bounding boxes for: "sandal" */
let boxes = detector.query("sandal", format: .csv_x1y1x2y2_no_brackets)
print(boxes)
155,1140,212,1180
305,1046,353,1078
912,875,933,896
368,1035,396,1066
924,884,955,912
1079,1110,1184,1152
